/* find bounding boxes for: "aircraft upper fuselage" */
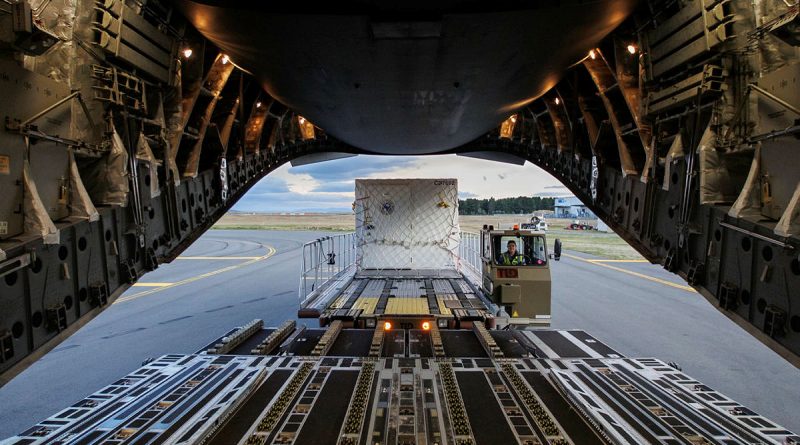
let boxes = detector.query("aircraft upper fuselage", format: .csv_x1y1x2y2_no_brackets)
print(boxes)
175,0,636,153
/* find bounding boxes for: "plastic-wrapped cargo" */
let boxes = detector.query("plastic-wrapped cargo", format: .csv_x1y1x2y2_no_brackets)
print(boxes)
354,179,460,270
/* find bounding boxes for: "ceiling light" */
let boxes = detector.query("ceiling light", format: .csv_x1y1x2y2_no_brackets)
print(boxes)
182,48,193,58
500,114,518,139
297,116,316,140
627,44,637,55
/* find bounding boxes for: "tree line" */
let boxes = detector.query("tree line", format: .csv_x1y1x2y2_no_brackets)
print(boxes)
458,197,555,215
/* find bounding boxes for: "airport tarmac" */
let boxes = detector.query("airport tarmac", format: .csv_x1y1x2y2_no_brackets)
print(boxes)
0,230,798,438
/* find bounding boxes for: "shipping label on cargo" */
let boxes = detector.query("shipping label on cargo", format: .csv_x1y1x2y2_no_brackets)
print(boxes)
0,155,9,174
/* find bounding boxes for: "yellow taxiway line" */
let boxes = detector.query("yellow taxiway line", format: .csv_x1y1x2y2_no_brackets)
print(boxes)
586,259,649,263
175,256,263,260
563,253,695,292
116,246,277,304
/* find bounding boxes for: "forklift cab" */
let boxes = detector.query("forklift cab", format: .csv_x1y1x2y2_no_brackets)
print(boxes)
480,226,552,325
492,234,548,266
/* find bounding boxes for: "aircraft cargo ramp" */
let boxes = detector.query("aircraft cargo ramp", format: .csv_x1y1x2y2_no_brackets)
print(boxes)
4,322,797,445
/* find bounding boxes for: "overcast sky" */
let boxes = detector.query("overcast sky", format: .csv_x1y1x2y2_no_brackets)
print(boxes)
232,155,570,212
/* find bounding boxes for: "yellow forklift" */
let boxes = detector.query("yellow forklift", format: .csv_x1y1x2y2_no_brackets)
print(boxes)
479,224,556,327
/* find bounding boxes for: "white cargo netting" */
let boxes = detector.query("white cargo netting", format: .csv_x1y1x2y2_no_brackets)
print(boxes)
355,179,460,270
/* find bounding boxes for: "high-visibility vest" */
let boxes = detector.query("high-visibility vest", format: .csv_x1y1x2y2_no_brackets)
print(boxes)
500,252,524,265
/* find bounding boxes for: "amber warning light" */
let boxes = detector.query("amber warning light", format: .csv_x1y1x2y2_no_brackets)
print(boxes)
422,321,431,331
383,321,392,331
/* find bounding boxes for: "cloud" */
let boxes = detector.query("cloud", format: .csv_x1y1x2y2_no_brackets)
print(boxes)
365,155,562,200
243,178,291,195
234,165,354,212
235,190,354,212
293,156,413,184
321,181,357,193
232,154,564,212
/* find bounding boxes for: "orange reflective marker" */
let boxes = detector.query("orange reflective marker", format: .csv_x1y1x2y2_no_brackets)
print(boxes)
422,321,431,331
383,321,392,331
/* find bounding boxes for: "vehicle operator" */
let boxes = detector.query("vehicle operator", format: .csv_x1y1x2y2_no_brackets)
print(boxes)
498,240,526,265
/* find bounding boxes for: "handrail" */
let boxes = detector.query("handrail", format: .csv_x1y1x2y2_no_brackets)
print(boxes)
298,232,357,306
458,231,483,277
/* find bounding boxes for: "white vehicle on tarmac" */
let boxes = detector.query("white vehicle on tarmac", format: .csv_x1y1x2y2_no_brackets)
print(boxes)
521,215,547,232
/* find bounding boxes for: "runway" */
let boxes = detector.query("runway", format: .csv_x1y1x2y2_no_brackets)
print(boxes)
0,230,798,438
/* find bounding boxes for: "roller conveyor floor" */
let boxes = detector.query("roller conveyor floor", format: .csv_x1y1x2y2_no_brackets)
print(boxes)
5,324,798,445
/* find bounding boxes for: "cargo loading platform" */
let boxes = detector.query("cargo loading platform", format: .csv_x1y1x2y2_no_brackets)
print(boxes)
5,321,798,445
299,270,499,328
